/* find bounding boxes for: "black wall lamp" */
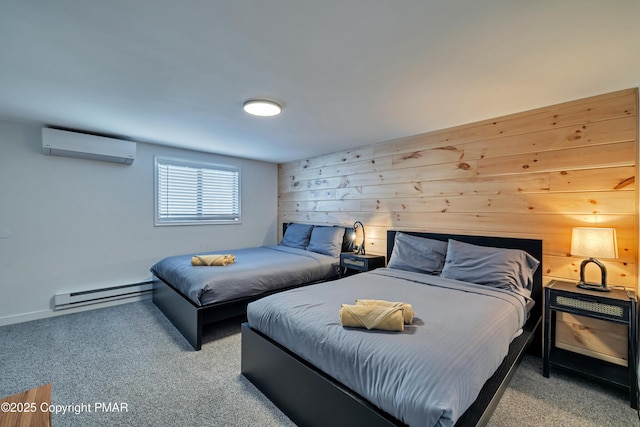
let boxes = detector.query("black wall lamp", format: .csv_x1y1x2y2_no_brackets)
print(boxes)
353,221,365,255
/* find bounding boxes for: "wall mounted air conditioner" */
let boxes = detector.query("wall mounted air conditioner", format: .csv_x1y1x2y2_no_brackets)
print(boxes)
42,127,136,165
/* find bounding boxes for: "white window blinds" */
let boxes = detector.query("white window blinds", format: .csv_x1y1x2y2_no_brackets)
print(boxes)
155,157,240,225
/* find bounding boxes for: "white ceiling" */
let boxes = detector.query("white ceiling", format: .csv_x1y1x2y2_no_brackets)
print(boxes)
1,1,639,164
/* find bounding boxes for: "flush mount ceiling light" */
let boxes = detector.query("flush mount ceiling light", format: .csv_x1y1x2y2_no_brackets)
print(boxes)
243,99,282,117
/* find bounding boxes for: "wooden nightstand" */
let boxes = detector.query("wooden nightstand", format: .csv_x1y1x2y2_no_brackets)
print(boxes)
543,279,638,408
340,253,385,276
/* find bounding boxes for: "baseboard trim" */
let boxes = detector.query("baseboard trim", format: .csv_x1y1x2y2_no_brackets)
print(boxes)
0,294,152,327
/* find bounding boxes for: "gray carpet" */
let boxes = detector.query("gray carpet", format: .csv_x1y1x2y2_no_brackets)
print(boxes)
0,300,637,426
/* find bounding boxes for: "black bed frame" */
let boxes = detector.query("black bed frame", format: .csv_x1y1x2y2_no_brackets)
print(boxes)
152,223,353,350
241,230,543,427
153,276,318,351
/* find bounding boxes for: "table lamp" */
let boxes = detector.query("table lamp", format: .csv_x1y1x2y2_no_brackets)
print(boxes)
570,227,618,292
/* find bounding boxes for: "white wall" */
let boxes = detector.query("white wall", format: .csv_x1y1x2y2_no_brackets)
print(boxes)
0,120,278,324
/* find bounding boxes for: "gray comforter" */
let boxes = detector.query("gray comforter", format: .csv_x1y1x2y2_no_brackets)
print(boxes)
246,268,530,427
150,245,339,306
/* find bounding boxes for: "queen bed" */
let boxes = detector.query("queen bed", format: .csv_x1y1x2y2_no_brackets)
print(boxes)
151,223,353,350
241,230,543,426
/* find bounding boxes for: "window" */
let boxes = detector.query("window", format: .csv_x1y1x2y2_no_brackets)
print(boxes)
155,157,240,225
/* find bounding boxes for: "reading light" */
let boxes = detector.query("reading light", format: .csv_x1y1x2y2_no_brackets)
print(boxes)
353,221,365,255
570,227,618,292
243,99,282,117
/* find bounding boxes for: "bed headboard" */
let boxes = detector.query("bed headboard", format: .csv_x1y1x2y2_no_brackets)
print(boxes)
283,223,355,253
386,230,543,322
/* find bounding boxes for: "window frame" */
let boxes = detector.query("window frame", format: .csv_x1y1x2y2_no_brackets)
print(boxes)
154,156,241,226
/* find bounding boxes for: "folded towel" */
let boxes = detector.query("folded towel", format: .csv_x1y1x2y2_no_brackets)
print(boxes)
191,254,235,266
339,304,404,332
355,299,414,325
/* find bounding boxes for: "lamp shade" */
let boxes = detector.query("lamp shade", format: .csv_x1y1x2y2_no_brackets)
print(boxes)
570,227,618,259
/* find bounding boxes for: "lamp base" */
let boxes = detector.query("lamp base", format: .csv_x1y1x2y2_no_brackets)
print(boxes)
576,258,610,292
576,282,610,292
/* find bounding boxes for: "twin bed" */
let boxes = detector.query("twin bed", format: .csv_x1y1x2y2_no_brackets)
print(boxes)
241,230,543,427
151,223,353,350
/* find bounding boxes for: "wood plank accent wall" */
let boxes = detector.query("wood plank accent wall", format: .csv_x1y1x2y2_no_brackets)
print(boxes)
278,89,639,290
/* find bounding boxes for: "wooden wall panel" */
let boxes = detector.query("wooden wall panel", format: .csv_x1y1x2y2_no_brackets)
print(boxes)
476,141,634,176
549,166,635,192
278,89,639,291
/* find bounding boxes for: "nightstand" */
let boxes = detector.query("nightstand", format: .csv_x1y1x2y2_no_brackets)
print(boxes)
340,253,385,276
543,279,638,408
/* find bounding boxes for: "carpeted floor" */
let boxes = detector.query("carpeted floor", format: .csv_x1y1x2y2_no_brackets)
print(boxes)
0,300,637,426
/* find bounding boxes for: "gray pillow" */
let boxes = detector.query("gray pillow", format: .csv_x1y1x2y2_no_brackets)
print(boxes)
280,223,314,249
387,232,448,275
440,239,540,295
306,226,345,258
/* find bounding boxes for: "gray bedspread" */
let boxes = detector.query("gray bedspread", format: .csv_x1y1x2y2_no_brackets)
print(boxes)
150,245,339,306
246,267,530,427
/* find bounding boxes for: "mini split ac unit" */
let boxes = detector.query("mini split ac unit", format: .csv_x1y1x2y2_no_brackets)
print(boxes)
42,127,136,165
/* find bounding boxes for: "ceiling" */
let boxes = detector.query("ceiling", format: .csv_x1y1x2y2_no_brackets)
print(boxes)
1,1,639,164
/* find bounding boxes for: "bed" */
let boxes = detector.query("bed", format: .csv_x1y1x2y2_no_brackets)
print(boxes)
151,223,353,350
241,230,543,426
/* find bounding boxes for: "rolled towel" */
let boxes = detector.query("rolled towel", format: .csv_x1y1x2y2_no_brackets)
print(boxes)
355,299,414,325
191,254,235,266
339,304,404,332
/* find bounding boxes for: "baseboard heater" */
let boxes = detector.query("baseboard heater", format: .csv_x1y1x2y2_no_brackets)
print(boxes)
53,281,154,310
